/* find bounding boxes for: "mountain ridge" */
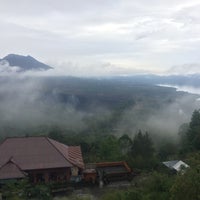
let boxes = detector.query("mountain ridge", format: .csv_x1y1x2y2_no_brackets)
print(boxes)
0,54,53,71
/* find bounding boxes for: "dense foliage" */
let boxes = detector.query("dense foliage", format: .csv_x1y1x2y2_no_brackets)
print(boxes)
1,180,52,200
49,109,200,199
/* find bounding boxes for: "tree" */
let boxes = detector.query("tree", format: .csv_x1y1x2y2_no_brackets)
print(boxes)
170,166,200,200
98,135,121,161
186,109,200,151
101,189,142,200
132,130,154,158
48,126,64,142
143,172,173,200
130,130,156,170
2,180,28,200
178,123,189,154
158,142,178,161
118,134,132,155
1,180,52,200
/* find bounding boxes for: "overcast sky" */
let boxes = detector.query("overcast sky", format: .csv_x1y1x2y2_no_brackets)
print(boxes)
1,0,200,76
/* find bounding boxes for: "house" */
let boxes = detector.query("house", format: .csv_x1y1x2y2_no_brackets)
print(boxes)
0,136,84,183
162,160,189,173
83,161,133,184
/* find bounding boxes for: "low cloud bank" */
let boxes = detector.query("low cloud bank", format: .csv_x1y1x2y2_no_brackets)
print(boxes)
0,74,199,142
0,76,111,137
167,63,200,75
115,91,200,141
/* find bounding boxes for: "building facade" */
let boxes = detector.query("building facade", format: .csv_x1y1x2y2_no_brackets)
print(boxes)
0,136,84,183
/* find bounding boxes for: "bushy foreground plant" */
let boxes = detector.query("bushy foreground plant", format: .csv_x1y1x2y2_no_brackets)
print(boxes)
1,180,52,200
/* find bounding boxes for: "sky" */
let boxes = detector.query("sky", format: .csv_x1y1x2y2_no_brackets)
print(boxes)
1,0,200,76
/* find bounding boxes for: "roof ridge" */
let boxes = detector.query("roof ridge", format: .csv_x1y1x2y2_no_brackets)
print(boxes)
0,158,27,179
46,137,73,167
2,136,46,139
0,136,47,145
0,156,14,169
0,157,27,176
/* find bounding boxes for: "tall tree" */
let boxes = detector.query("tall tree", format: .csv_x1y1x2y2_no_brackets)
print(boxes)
171,166,200,200
187,109,200,151
132,130,154,158
118,134,132,155
98,135,121,161
130,130,156,169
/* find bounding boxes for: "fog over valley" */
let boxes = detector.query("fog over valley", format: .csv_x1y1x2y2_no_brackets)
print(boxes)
159,84,200,96
0,75,199,143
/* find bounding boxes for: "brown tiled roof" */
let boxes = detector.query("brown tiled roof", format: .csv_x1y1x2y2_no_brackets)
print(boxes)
68,146,84,169
96,161,131,173
48,138,84,169
0,137,84,171
0,159,26,180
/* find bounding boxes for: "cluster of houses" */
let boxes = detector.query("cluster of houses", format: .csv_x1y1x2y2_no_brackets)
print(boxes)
0,136,133,185
0,136,189,185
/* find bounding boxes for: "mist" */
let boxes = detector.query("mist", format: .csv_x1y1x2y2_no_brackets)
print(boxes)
0,76,111,137
0,74,200,144
115,90,200,143
159,84,200,95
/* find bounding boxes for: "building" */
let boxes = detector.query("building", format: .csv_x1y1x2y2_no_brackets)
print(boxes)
83,161,133,184
0,136,84,183
162,160,189,173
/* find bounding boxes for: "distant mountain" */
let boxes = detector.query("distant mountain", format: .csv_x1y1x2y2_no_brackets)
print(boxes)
111,74,200,87
0,54,53,71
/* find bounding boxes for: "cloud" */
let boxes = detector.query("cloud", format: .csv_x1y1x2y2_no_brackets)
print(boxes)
0,76,112,136
167,63,200,75
0,60,21,74
0,54,159,77
1,0,200,75
115,93,200,140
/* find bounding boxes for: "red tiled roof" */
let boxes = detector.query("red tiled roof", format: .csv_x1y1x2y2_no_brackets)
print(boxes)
0,137,84,171
96,161,131,172
0,159,26,180
68,146,84,169
48,138,84,169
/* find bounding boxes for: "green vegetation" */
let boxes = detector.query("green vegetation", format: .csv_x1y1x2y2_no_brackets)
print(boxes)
170,166,200,200
50,109,200,199
1,109,200,199
1,180,52,200
100,172,173,200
